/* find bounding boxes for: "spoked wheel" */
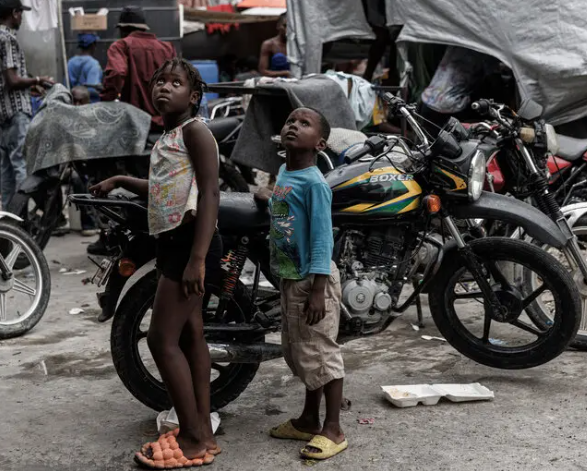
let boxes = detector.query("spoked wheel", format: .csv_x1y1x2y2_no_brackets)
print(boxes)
8,191,63,269
429,238,581,369
523,226,587,350
111,270,261,411
0,221,51,339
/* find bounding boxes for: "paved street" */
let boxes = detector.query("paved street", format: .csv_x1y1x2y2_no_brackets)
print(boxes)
1,233,587,471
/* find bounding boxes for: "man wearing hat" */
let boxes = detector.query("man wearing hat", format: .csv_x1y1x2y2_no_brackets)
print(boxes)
101,5,175,131
68,33,102,103
0,0,53,207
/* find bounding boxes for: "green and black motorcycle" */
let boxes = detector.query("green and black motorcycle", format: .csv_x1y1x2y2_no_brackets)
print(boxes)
82,94,581,412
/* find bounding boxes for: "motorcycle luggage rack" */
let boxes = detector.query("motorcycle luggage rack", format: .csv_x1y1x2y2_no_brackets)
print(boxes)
69,194,147,227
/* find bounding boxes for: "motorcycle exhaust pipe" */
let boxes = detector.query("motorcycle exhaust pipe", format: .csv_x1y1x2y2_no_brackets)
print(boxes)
208,342,283,363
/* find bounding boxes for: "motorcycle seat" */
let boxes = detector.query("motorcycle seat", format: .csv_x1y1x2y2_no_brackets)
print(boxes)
218,192,269,232
556,134,587,161
207,116,243,142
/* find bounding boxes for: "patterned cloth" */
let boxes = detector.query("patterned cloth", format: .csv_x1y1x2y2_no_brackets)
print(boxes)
0,25,31,124
148,117,218,236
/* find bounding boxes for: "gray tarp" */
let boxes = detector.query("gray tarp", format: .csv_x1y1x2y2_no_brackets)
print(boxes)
286,0,587,125
286,0,374,78
390,1,587,125
25,85,151,174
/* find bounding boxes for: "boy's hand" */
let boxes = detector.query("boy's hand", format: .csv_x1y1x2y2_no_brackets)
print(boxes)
183,257,206,298
306,289,326,325
89,177,119,197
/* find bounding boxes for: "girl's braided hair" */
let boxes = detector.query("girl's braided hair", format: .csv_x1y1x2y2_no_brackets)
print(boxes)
150,57,208,116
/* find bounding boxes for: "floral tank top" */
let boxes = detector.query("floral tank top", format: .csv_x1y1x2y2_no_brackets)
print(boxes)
148,117,217,235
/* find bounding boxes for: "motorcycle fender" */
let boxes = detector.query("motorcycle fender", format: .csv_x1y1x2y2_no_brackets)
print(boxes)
450,191,567,249
0,211,23,222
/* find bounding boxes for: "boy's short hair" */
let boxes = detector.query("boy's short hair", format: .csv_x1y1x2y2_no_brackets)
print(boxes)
304,107,331,141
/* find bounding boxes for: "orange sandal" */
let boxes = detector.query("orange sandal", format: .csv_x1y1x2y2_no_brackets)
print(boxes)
134,433,215,469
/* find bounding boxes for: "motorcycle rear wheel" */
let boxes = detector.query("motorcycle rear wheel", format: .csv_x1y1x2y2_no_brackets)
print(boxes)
429,238,580,369
111,269,260,412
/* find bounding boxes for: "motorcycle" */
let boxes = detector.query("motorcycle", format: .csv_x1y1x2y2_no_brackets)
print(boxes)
80,94,580,412
0,212,51,339
468,99,587,349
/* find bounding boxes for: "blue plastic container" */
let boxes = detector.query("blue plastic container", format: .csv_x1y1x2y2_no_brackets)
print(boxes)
191,60,219,100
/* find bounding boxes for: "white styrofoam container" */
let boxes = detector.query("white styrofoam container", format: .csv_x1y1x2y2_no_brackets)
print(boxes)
381,385,443,408
431,383,495,402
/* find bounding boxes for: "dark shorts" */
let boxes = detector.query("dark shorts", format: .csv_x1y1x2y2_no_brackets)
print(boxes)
156,222,223,284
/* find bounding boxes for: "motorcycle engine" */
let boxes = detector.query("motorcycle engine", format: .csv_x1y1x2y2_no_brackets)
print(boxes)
339,229,409,328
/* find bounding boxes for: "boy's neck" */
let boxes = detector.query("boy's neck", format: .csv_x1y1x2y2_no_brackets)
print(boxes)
285,150,316,171
163,109,193,132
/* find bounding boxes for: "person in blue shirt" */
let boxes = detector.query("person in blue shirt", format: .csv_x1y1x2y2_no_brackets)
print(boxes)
68,33,102,103
255,107,347,461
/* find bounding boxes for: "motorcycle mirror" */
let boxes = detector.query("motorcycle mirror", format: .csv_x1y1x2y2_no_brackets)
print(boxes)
517,98,543,120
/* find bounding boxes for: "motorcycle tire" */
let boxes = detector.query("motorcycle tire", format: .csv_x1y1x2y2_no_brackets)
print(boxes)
8,192,60,270
428,238,581,369
111,269,260,412
0,220,51,339
522,224,587,351
220,161,250,193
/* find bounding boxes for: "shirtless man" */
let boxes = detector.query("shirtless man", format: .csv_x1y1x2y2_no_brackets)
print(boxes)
258,13,290,78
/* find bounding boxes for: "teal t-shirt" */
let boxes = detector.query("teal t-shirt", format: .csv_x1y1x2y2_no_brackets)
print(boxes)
269,164,333,280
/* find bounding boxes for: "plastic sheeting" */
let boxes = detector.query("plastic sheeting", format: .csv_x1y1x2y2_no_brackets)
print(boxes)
386,0,587,125
286,0,374,78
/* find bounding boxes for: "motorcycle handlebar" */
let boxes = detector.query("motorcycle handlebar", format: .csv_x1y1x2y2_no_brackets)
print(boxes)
343,136,387,164
472,99,491,116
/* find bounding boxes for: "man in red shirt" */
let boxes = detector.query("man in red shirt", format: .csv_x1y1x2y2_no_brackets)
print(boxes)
101,6,175,131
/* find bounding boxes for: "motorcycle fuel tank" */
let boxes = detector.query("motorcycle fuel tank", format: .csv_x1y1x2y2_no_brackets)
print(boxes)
326,160,422,218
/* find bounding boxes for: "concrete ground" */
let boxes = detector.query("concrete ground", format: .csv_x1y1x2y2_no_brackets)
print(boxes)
1,233,587,471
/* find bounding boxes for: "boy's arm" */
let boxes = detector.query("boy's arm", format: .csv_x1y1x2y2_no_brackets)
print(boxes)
305,182,334,325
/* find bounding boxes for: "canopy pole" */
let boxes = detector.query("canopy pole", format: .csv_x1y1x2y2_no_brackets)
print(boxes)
57,0,70,88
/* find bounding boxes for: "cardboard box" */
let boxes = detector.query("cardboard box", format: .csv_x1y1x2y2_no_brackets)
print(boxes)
71,14,108,31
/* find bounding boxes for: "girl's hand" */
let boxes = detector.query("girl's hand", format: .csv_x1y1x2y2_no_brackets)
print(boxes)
89,177,119,197
182,257,206,298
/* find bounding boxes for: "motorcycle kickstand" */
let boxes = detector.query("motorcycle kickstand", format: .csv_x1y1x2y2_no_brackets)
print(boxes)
413,281,425,328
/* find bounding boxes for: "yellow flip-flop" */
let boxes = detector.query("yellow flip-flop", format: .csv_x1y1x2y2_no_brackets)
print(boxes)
300,435,348,460
269,420,315,441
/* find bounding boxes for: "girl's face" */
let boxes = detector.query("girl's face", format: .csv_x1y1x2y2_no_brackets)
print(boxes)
152,65,199,116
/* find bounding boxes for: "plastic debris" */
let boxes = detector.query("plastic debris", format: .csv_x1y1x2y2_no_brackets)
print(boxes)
69,308,84,315
411,324,420,331
39,360,48,376
157,408,221,435
59,268,68,273
63,270,87,276
382,383,494,408
421,335,447,342
489,338,507,346
358,418,375,425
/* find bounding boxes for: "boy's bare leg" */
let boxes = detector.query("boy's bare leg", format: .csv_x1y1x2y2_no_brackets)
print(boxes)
309,378,345,450
290,387,323,435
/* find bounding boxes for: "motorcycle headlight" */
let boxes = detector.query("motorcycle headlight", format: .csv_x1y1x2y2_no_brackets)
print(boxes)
545,124,559,155
468,150,486,201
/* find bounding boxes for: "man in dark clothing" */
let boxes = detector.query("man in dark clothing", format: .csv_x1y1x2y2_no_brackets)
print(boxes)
0,0,53,207
100,6,176,131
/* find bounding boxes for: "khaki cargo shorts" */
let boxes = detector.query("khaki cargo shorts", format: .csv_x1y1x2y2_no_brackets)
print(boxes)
280,261,344,391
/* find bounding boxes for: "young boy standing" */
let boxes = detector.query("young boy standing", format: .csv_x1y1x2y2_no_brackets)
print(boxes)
262,107,347,460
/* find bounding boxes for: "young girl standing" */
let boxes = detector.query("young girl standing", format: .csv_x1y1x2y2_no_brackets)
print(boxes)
91,58,221,468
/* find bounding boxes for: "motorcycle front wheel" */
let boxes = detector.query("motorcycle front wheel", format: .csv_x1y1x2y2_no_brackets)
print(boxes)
428,238,580,369
111,269,261,411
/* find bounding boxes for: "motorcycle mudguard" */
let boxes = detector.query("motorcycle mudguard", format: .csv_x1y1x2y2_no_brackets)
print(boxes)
450,191,567,249
0,211,23,222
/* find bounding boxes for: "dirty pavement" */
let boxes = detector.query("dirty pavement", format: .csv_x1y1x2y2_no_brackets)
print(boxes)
1,233,586,471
